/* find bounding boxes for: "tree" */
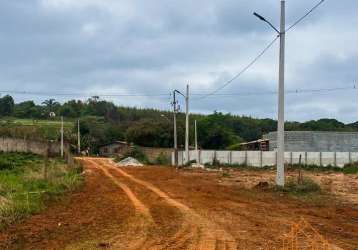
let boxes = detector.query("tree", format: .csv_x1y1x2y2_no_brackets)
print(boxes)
42,99,60,114
0,95,15,117
197,112,243,149
126,119,172,147
14,101,36,118
59,100,84,118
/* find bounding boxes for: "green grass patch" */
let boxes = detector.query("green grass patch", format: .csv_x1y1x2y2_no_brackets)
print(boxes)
0,152,83,230
275,177,321,195
0,117,74,141
341,163,358,174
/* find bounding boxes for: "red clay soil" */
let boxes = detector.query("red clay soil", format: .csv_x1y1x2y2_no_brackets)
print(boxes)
0,157,357,250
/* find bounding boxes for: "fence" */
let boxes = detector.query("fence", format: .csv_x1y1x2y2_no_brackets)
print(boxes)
173,150,358,168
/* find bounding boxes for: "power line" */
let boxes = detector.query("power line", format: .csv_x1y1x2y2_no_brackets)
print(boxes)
193,35,279,101
190,85,356,98
192,0,327,101
286,0,326,33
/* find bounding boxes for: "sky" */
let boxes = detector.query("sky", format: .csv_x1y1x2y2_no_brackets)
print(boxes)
0,0,357,123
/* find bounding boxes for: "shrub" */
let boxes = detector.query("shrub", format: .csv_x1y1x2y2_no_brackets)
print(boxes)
278,177,321,194
0,159,14,171
342,162,358,174
154,152,170,165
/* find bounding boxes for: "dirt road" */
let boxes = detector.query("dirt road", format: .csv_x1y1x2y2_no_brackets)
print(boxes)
0,158,357,249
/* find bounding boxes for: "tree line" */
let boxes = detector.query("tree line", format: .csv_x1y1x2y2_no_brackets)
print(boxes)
0,94,358,152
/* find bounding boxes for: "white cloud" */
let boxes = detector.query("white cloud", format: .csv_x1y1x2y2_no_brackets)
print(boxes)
1,0,357,122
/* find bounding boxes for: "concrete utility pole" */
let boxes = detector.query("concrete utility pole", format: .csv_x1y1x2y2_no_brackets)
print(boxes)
185,84,190,164
172,91,178,166
276,0,286,187
253,0,286,186
77,119,81,155
195,120,199,166
60,116,64,158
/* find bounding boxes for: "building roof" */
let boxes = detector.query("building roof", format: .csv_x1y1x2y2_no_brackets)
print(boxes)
98,141,128,148
240,139,269,146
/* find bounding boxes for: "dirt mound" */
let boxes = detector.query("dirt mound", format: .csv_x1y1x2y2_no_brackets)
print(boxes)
117,157,144,167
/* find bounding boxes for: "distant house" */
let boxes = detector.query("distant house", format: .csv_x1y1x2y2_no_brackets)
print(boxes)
98,141,131,157
239,139,270,151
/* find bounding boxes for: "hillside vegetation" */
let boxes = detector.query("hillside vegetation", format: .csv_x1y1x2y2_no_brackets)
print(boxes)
1,95,358,152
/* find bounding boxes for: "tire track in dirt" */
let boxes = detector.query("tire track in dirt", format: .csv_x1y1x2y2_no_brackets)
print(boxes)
85,159,156,249
102,159,238,250
93,159,192,250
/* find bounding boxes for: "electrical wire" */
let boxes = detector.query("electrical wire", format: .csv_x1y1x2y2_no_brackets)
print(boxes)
193,35,279,101
286,0,326,33
192,0,327,101
190,85,356,98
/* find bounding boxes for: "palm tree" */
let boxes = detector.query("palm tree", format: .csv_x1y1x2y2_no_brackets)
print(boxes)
42,99,60,113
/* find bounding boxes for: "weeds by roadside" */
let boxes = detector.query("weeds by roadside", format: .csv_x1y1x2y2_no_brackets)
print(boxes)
204,161,358,175
275,177,321,194
0,152,83,230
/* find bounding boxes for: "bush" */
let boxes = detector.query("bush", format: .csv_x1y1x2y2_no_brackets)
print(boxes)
0,159,14,171
153,152,170,165
278,177,321,194
342,162,358,174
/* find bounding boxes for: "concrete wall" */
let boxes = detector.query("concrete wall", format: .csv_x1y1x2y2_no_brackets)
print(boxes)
0,137,64,156
99,143,172,163
264,131,358,152
140,146,172,162
174,150,358,168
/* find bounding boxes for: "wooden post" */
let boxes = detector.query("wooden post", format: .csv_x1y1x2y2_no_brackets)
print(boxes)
43,141,50,180
305,152,308,166
298,154,303,184
260,150,263,168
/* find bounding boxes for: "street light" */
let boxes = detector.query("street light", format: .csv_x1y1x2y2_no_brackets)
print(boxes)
254,0,286,187
174,87,190,166
253,12,280,34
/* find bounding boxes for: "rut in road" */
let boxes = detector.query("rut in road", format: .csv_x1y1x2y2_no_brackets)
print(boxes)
86,159,157,249
98,158,238,250
88,159,190,249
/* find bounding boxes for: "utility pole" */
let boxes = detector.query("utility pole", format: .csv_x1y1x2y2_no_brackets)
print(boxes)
276,0,286,187
60,116,64,158
172,91,178,166
253,0,286,186
185,84,190,165
77,119,81,155
195,120,199,166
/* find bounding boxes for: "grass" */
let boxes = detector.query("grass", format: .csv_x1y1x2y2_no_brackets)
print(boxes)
0,117,74,141
204,161,358,175
0,118,73,127
0,152,83,230
281,177,321,194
